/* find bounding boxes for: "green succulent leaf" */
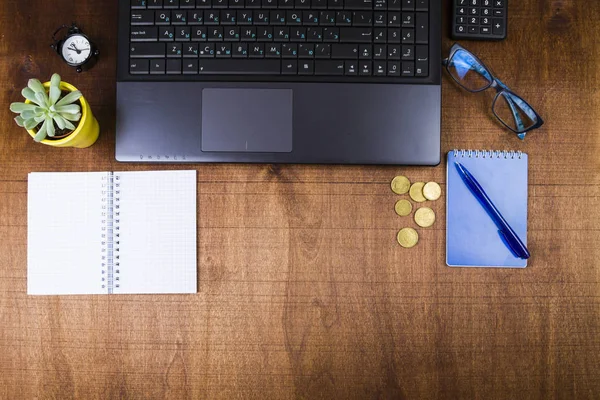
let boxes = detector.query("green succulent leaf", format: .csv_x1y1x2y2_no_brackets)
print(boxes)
60,112,81,122
14,116,25,127
9,102,37,113
34,119,48,142
28,79,45,94
45,116,55,137
51,74,61,88
24,118,39,130
55,104,81,114
63,118,76,131
53,114,67,130
49,85,61,105
21,110,37,119
35,91,50,108
55,90,82,107
34,114,46,123
21,88,41,105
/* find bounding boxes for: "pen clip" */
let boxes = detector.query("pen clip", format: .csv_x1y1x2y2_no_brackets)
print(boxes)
498,229,529,259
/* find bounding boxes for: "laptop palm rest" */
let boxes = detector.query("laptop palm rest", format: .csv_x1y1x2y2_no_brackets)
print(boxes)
201,88,293,153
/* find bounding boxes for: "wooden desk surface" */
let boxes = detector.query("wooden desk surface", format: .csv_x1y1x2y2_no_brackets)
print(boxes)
1,1,599,398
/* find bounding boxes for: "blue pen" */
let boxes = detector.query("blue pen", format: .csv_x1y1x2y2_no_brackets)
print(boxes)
455,162,530,259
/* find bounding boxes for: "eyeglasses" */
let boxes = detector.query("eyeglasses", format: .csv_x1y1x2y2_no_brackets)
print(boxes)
442,43,544,140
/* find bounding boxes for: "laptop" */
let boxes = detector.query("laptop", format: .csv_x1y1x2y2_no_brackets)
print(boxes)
116,0,441,165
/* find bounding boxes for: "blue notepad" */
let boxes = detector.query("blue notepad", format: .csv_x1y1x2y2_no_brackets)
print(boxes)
446,150,528,268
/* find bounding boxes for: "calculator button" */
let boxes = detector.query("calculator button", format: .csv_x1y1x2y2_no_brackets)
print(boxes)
493,9,504,16
457,7,466,15
468,26,477,33
456,16,466,24
468,16,478,24
480,26,491,34
493,0,504,7
492,18,504,35
480,17,490,25
456,25,466,34
469,7,478,15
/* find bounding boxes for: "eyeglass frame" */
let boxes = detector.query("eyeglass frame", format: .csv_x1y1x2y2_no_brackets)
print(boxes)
442,43,544,140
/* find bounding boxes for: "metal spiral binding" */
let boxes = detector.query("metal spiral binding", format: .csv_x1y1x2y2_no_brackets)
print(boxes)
100,173,122,293
106,172,115,294
452,149,523,159
114,174,121,291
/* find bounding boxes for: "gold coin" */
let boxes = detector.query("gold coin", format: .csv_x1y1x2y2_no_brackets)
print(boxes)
414,207,436,228
394,199,413,216
391,175,411,195
397,227,419,248
423,182,442,201
409,182,427,202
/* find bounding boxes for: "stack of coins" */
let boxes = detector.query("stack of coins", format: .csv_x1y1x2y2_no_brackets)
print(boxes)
391,176,442,248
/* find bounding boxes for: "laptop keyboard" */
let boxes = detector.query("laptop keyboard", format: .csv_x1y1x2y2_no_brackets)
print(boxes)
128,0,430,78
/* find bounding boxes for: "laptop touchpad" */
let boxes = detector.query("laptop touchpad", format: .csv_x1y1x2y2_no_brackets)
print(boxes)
201,88,293,153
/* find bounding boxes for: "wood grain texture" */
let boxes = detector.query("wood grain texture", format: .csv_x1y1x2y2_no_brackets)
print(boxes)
1,0,599,398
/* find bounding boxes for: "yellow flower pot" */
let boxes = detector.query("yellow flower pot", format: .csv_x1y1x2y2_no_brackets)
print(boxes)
25,81,99,148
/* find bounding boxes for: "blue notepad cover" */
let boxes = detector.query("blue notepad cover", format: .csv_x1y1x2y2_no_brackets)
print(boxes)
446,150,528,268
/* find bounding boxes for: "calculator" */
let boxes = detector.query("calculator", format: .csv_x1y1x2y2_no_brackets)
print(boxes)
452,0,507,41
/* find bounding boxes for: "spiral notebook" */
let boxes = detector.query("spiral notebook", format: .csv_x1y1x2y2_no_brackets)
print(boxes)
27,170,197,295
446,150,528,268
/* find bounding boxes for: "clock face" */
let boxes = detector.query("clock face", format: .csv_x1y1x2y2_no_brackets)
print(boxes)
61,35,92,66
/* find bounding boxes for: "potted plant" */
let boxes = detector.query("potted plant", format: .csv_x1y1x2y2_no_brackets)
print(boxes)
10,74,99,148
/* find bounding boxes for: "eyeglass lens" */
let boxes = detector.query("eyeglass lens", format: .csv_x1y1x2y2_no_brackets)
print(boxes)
447,49,493,92
493,92,539,133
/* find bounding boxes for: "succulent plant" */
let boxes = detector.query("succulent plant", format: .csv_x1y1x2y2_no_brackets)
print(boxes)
10,74,82,142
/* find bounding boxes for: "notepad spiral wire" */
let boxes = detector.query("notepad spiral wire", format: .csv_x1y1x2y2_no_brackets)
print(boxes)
452,149,523,159
100,172,121,293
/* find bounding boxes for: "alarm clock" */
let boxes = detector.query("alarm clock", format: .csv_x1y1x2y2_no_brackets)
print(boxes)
51,24,99,73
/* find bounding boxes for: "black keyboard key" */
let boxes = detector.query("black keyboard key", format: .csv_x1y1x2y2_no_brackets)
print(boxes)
282,43,298,57
199,43,215,56
180,0,195,8
323,27,340,42
415,12,428,43
263,0,277,7
401,44,413,60
167,59,182,74
336,11,353,26
205,10,220,24
415,0,428,11
314,43,331,58
401,61,414,76
388,12,401,26
255,10,270,25
278,0,293,8
238,10,253,24
359,61,371,75
402,12,414,27
331,44,358,58
198,59,281,74
320,11,335,26
374,28,386,42
374,0,386,9
249,43,265,57
148,0,163,8
184,43,199,57
298,43,315,58
150,59,166,74
468,26,477,34
339,28,371,42
167,42,183,57
131,0,147,9
415,44,428,76
401,28,413,43
304,11,320,25
313,0,327,8
188,11,204,24
298,60,314,74
388,28,401,43
221,10,237,24
274,27,290,41
328,0,343,9
373,44,385,59
130,59,150,74
295,0,310,9
208,27,224,41
131,27,159,41
373,61,386,76
387,61,400,76
307,27,323,41
196,0,211,7
172,11,187,24
387,44,400,59
160,26,175,41
216,43,232,57
282,60,298,74
233,43,249,57
164,0,179,8
345,61,358,75
192,27,207,41
130,43,166,58
266,43,282,57
374,12,386,25
353,11,373,26
184,59,199,74
315,60,344,75
230,0,244,7
287,11,303,25
257,27,273,41
155,10,171,25
402,0,414,10
131,10,154,25
176,27,191,41
388,0,401,10
345,0,373,9
225,27,241,40
291,27,307,41
359,44,371,58
214,0,228,8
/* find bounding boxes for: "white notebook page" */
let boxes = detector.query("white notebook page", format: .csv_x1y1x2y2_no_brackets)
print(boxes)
113,170,197,294
28,172,106,295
